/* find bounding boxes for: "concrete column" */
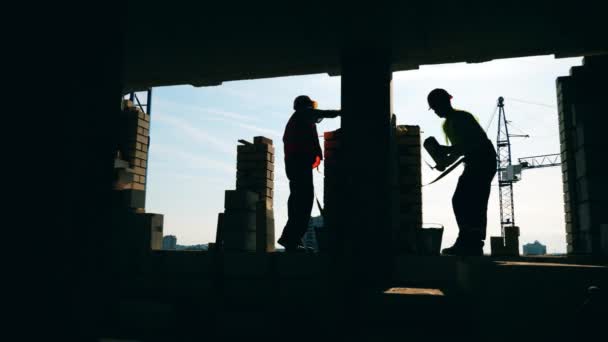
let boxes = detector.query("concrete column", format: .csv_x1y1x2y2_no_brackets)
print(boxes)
337,47,394,278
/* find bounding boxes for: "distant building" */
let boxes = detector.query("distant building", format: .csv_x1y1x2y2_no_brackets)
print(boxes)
176,244,208,251
162,235,177,250
302,216,324,251
523,241,547,256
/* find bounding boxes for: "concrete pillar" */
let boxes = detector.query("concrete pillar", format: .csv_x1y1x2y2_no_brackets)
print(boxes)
337,47,394,278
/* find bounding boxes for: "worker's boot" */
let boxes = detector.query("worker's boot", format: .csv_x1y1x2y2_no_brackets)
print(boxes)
278,236,307,253
442,233,484,256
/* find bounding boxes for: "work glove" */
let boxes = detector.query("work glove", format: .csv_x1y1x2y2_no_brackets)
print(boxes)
312,155,321,169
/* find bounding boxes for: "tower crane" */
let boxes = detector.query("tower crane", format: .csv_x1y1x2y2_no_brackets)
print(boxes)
493,97,561,255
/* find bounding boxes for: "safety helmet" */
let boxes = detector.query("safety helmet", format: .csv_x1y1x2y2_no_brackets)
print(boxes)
293,95,318,110
427,88,453,109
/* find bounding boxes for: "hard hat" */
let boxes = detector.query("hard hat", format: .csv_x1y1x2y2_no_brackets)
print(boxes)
294,95,318,110
427,88,453,109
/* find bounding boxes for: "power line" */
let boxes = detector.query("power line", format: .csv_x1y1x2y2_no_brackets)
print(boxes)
506,97,556,109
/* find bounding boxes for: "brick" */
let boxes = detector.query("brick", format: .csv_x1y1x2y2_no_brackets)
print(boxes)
136,142,142,151
135,150,147,160
138,127,144,135
139,176,146,184
402,125,421,135
224,190,259,210
223,231,256,252
133,175,141,183
253,136,273,145
256,200,275,253
237,179,274,190
237,152,273,162
223,210,257,232
133,166,146,176
324,141,342,149
113,189,145,209
138,119,150,130
396,135,420,146
237,169,273,181
144,113,150,122
143,128,149,137
130,183,145,191
324,130,341,141
140,160,147,168
137,134,148,144
237,160,273,171
238,144,274,154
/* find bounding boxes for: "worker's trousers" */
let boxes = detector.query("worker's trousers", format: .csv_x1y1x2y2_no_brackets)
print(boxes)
452,153,496,243
280,156,314,247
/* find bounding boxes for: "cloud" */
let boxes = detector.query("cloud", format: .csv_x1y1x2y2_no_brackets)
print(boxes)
154,113,235,155
155,98,255,122
235,122,282,137
152,143,234,174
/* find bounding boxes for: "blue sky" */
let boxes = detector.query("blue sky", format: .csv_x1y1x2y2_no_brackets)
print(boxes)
145,55,582,254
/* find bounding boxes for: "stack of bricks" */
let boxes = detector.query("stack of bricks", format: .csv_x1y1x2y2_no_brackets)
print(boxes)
394,125,423,254
556,55,608,256
323,129,343,250
217,136,275,252
119,99,150,192
490,226,519,256
218,190,259,252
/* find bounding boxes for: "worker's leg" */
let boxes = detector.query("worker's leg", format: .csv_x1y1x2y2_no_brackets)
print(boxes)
445,168,484,255
279,157,314,248
451,172,470,240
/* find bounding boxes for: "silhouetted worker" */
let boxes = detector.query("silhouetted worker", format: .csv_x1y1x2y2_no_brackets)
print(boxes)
278,95,340,252
427,88,496,256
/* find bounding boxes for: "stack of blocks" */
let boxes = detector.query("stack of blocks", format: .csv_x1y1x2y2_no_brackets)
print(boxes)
218,137,275,252
490,226,520,256
110,100,162,253
395,125,423,254
556,56,608,256
120,99,150,192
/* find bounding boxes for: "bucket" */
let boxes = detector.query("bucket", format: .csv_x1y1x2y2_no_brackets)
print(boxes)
416,224,444,256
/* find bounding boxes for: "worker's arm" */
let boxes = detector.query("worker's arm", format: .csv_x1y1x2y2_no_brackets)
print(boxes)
314,109,341,119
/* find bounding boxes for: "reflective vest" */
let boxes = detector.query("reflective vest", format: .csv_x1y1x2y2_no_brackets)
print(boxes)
283,110,323,165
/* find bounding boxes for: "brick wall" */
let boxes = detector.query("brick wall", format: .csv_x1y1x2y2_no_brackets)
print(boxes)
119,99,150,192
395,125,423,254
557,55,608,256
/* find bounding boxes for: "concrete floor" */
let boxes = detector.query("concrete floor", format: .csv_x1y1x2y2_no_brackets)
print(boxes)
77,252,607,341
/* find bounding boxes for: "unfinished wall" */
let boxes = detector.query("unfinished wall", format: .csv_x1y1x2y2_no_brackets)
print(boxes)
217,137,275,252
394,125,423,254
112,99,151,212
557,55,608,256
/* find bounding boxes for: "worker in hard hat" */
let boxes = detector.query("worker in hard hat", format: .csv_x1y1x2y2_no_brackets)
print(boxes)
427,88,497,256
278,95,341,252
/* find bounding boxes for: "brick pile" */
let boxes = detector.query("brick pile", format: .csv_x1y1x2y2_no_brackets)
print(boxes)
395,125,423,254
217,137,275,252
